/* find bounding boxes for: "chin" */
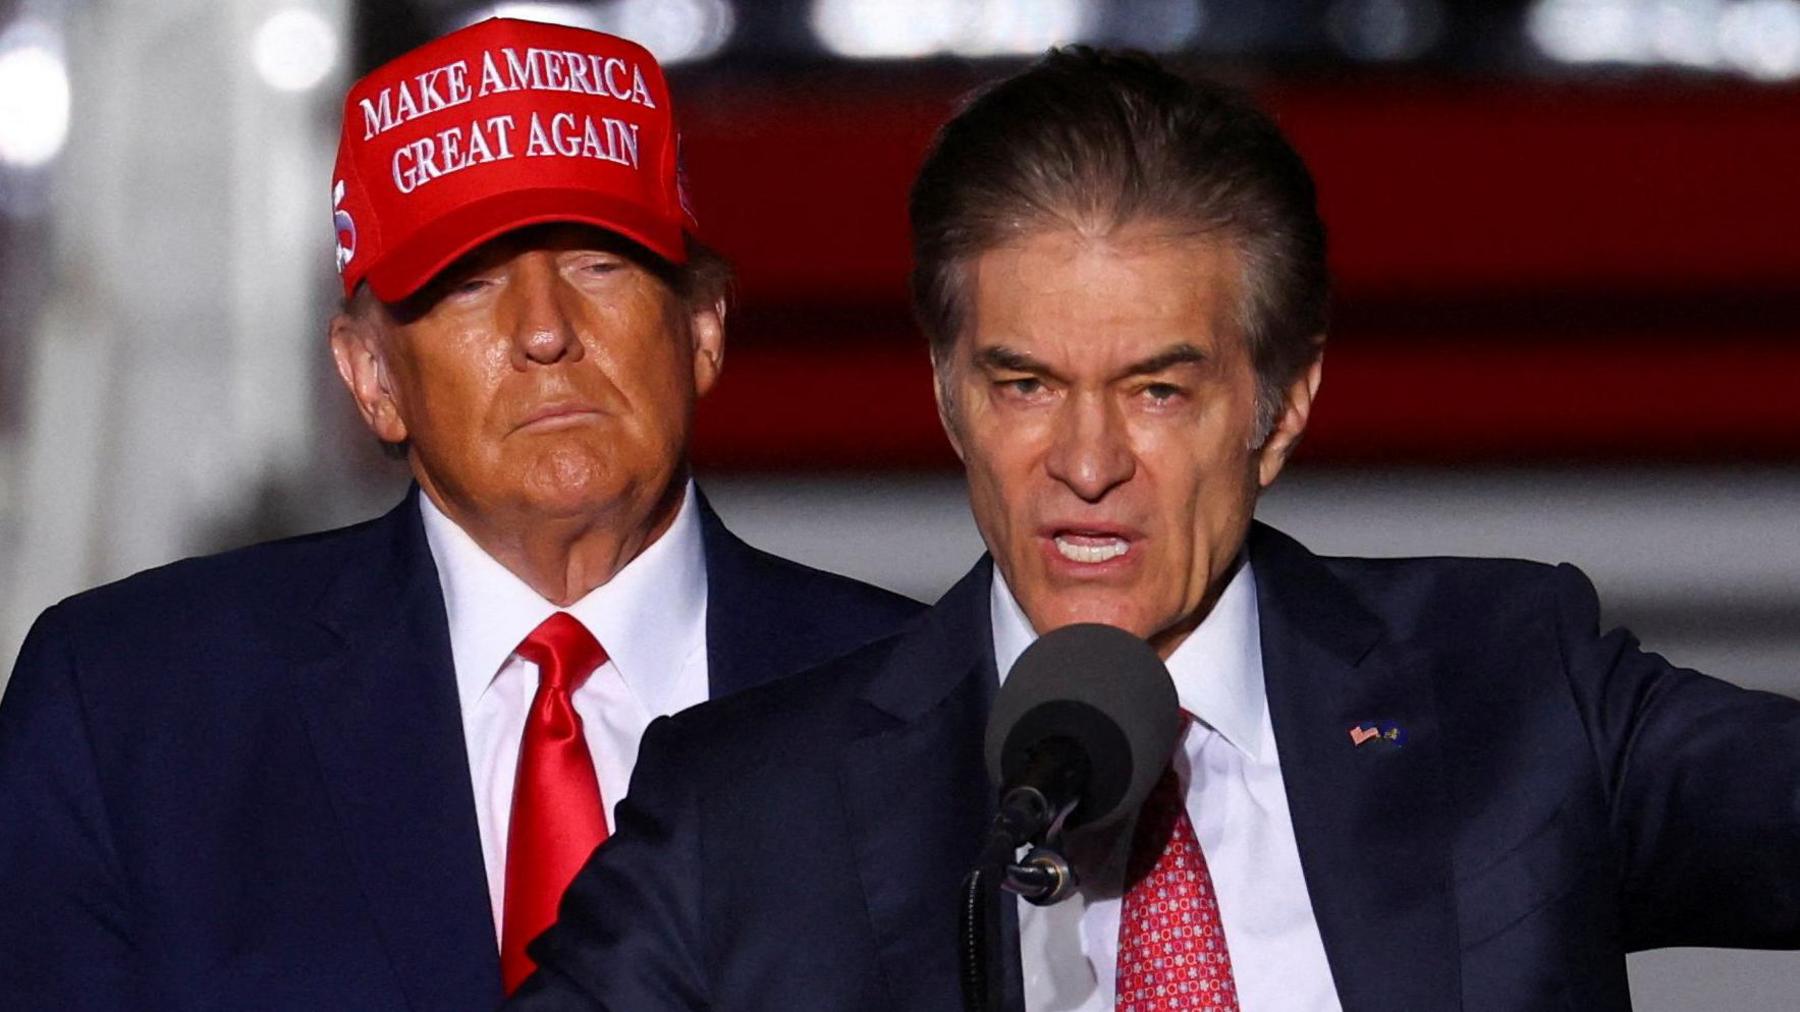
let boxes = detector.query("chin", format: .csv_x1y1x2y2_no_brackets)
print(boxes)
1024,589,1161,641
515,475,628,520
525,488,618,520
516,446,630,511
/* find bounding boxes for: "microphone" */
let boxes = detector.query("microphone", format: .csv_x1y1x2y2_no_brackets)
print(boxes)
976,623,1183,880
960,623,1182,1012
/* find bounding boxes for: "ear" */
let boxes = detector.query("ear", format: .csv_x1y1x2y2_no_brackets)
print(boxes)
1256,345,1324,489
329,312,409,445
689,296,726,398
931,353,966,462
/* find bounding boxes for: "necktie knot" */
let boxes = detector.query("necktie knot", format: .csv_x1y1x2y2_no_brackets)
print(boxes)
1125,767,1187,886
515,612,607,692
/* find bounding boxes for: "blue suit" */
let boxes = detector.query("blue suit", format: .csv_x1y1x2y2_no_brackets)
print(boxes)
511,523,1800,1011
0,488,921,1010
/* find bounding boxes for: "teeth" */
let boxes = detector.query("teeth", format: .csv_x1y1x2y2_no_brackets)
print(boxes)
1054,537,1128,563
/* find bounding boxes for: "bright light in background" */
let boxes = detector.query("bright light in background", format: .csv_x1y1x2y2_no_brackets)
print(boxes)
0,21,71,168
1328,0,1446,60
1718,0,1800,78
811,0,972,58
952,0,1088,56
614,0,735,63
1101,0,1206,53
1529,0,1800,77
468,0,735,64
810,0,1091,58
252,7,340,92
1649,0,1727,68
479,2,603,32
1527,0,1648,63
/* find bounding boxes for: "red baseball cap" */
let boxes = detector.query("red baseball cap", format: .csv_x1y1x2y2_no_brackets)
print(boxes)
331,18,695,302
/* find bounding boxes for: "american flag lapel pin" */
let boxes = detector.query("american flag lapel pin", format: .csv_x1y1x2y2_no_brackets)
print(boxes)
1348,721,1407,748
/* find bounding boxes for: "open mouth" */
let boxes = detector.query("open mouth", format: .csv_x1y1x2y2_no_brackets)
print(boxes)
1051,532,1131,564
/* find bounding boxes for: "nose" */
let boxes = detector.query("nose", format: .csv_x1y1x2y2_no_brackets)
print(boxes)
506,256,584,368
1045,390,1135,502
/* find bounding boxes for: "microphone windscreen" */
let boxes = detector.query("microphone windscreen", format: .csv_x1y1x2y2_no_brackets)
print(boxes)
985,623,1181,833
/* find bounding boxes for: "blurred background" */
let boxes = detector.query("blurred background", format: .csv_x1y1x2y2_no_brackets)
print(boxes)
0,0,1795,1004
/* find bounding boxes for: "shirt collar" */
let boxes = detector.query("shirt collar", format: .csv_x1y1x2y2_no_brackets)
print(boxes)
421,480,709,717
989,558,1268,762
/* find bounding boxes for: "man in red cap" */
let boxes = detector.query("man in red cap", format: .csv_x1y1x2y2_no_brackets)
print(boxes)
0,18,919,1010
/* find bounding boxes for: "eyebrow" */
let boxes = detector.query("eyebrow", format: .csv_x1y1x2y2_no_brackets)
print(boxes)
974,342,1208,380
976,345,1050,374
1121,343,1208,377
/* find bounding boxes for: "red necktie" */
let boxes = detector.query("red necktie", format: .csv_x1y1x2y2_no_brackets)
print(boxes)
1116,766,1240,1012
500,612,609,994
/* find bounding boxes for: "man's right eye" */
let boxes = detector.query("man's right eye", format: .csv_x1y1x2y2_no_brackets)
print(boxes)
1002,377,1043,397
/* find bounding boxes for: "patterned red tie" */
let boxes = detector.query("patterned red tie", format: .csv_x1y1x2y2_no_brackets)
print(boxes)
500,612,609,994
1116,766,1240,1011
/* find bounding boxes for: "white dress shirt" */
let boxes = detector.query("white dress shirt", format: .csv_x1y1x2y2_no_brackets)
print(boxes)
420,482,710,943
995,564,1342,1011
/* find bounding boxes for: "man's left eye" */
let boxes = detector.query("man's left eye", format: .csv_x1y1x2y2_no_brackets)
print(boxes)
1143,383,1183,402
573,258,621,276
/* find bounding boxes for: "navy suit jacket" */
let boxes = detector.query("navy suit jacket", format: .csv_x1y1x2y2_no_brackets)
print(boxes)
0,488,922,1011
512,523,1800,1011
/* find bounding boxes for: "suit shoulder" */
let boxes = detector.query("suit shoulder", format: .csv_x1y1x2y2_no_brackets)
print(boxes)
10,510,411,743
41,512,392,640
659,630,905,757
732,544,922,625
1315,551,1563,593
702,518,924,683
1309,551,1579,637
694,493,923,656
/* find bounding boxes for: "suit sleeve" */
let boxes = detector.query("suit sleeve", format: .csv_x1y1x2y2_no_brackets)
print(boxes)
507,713,712,1011
1551,563,1800,950
0,605,141,1007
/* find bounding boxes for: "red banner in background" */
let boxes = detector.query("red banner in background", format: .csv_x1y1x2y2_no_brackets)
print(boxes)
678,73,1800,470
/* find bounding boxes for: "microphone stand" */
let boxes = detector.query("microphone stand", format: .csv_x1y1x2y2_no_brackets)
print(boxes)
960,755,1085,1012
959,842,1081,1012
958,861,1004,1012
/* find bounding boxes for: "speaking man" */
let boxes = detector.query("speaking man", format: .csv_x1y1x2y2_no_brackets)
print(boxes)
0,19,920,1011
509,48,1800,1011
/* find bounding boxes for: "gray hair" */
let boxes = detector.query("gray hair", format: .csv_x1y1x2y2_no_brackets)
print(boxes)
908,47,1328,443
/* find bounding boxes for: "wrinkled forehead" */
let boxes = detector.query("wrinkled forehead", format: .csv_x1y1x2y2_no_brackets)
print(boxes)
960,226,1248,370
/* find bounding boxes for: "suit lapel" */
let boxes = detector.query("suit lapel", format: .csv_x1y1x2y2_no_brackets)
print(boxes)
288,491,502,1009
829,530,1463,1011
840,561,1016,1011
694,493,766,698
695,492,777,699
1251,523,1462,1010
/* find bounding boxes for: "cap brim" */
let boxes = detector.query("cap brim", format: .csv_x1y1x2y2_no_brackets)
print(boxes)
365,188,687,303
